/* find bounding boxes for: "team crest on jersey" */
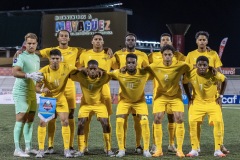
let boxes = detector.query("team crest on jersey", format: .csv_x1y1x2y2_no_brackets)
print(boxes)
13,58,18,63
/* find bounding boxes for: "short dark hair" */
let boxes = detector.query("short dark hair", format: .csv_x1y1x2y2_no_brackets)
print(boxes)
56,30,70,38
160,33,172,41
196,56,209,64
195,31,209,39
161,44,175,53
88,59,98,66
50,49,62,56
126,53,137,61
92,33,103,40
126,33,137,40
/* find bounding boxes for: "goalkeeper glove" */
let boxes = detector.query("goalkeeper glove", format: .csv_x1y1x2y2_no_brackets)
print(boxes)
25,72,43,82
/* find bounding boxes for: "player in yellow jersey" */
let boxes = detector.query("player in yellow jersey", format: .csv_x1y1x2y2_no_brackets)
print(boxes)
70,60,113,157
77,33,113,155
185,31,229,154
35,49,77,158
38,30,85,154
147,45,193,158
183,56,227,157
111,33,149,154
109,53,152,157
148,33,186,154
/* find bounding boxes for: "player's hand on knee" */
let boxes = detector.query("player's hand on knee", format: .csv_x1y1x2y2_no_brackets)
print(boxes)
25,72,43,82
120,66,127,73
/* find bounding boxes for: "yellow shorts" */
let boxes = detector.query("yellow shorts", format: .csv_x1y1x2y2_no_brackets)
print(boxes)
64,79,76,109
153,97,184,114
188,101,222,122
78,103,108,118
101,83,112,115
116,100,148,115
56,96,69,113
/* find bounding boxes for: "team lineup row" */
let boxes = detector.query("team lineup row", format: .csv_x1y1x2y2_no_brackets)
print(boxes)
11,30,228,158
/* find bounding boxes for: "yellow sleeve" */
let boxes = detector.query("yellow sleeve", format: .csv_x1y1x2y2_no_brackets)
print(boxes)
142,52,149,67
148,53,153,64
40,48,52,58
78,52,87,68
111,55,119,69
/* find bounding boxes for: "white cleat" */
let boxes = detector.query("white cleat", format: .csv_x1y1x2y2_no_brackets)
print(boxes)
197,148,201,152
14,149,30,157
150,144,157,154
214,150,226,157
116,150,125,157
44,147,55,154
168,144,177,152
186,149,199,157
106,150,115,157
69,147,77,154
143,150,152,157
35,150,45,158
74,151,84,157
25,148,38,155
64,149,73,158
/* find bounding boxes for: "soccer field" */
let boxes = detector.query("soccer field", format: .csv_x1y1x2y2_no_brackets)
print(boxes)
0,104,239,159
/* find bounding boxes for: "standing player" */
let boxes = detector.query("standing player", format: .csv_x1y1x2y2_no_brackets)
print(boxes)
110,53,152,158
111,33,149,153
183,56,227,157
35,49,77,158
147,45,193,158
38,30,84,154
70,60,112,157
12,33,43,157
148,33,186,153
185,31,228,154
77,33,114,155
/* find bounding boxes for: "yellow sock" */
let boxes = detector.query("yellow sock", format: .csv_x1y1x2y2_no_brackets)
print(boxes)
213,121,222,150
116,118,125,150
62,126,70,150
68,119,75,148
189,121,198,150
153,123,162,152
103,133,111,151
140,117,150,150
168,123,176,145
196,122,201,148
152,122,155,145
84,114,92,148
77,135,85,152
103,117,112,151
220,119,224,145
47,119,56,148
133,115,142,147
38,126,46,150
123,115,128,148
175,123,185,152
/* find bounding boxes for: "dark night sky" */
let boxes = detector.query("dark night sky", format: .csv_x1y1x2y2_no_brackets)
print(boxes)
1,0,240,67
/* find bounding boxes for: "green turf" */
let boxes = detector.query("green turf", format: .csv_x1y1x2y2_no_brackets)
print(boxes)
0,104,239,159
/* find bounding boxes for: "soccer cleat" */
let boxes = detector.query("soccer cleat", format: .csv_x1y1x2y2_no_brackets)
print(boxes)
134,145,143,154
150,144,157,154
176,151,185,158
152,150,163,157
221,145,230,154
64,149,73,158
74,151,84,157
186,150,199,157
197,148,201,152
168,144,177,152
106,150,115,157
143,150,152,157
44,147,55,154
214,150,226,157
14,149,30,157
35,150,45,158
69,147,77,154
25,148,38,155
116,150,125,157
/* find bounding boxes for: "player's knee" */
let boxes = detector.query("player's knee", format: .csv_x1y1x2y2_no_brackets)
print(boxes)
61,119,69,126
39,121,47,127
101,118,110,133
175,116,183,123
